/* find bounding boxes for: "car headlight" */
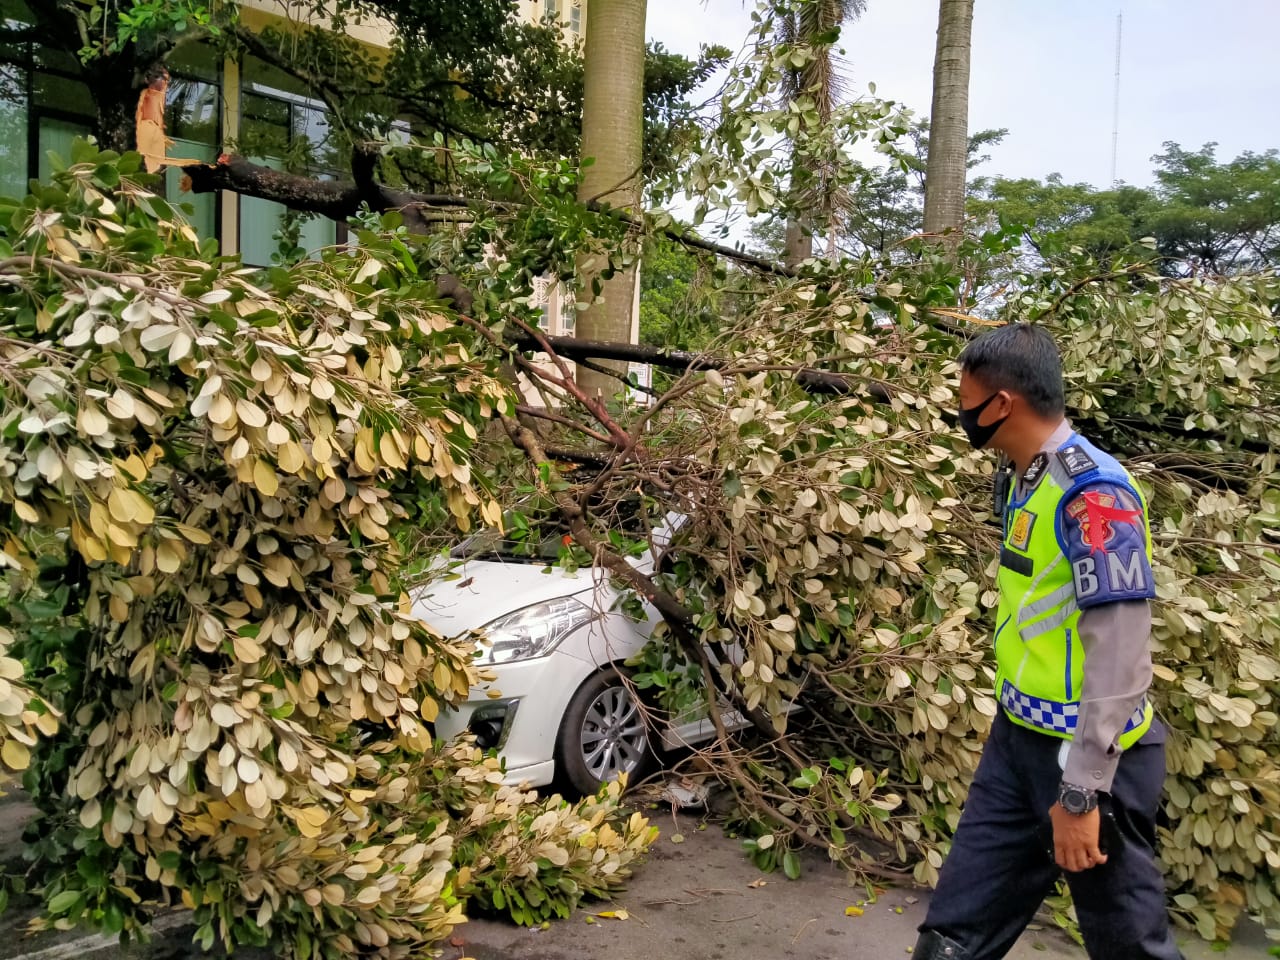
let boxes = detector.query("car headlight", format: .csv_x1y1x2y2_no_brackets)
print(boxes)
477,597,596,665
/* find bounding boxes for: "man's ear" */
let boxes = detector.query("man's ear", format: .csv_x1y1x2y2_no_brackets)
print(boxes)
988,390,1015,422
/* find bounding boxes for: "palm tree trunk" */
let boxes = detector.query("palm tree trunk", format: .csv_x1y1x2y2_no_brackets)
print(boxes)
922,0,974,236
575,0,648,401
783,220,813,268
779,0,864,268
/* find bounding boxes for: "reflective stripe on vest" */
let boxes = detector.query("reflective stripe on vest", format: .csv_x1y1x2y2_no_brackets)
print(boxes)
998,679,1148,736
993,434,1154,748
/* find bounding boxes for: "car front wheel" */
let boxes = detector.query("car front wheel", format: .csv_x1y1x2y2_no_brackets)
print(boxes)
555,669,652,797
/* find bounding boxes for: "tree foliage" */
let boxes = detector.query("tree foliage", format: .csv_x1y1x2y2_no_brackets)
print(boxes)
504,233,1280,943
638,239,729,350
0,144,655,956
973,141,1280,277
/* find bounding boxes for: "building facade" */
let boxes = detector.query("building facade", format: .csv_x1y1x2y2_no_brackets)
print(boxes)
0,0,583,258
0,0,626,352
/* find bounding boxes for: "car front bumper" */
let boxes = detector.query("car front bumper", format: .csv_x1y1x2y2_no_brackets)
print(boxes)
435,648,595,788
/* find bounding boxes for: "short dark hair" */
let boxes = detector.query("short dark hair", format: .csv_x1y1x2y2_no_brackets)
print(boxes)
958,323,1065,418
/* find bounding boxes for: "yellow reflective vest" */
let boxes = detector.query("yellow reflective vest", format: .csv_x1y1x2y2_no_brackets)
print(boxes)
994,434,1154,749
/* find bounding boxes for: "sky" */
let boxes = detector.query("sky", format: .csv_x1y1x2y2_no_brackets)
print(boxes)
645,0,1280,189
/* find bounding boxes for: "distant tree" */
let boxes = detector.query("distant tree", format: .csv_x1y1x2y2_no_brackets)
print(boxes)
638,239,726,349
969,175,1150,263
971,141,1280,276
1144,142,1280,274
838,120,1007,257
745,119,1006,261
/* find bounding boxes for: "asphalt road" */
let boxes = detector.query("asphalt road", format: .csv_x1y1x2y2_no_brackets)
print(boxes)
0,797,1273,959
448,810,1276,960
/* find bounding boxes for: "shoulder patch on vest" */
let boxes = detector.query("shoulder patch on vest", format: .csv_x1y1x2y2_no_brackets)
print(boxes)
1022,453,1049,489
1056,444,1097,478
1060,483,1155,609
1065,489,1142,555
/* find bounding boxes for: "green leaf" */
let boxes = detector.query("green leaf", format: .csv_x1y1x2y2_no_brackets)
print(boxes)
782,851,801,881
48,889,83,915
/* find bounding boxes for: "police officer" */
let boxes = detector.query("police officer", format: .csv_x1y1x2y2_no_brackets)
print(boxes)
912,324,1184,960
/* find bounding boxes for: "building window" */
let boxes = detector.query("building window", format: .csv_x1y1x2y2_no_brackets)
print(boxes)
1,0,95,190
559,285,576,334
531,276,552,330
0,0,223,245
163,43,221,243
546,0,559,21
0,62,27,199
238,55,342,266
569,1,582,34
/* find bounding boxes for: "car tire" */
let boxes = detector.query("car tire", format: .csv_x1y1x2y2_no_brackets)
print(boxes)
555,668,653,797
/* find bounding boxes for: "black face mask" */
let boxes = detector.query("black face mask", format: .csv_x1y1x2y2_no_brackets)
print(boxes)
958,392,1008,450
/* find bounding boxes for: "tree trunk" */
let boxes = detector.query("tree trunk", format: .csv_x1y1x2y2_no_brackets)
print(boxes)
783,220,813,269
922,0,974,237
93,88,136,154
574,0,647,401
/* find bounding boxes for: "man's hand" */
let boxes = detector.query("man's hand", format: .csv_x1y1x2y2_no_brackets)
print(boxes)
1049,803,1108,873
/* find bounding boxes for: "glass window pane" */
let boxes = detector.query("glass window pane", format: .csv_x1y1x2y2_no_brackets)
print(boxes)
165,137,217,240
546,0,558,18
34,71,92,115
240,91,290,157
559,286,576,333
569,2,581,33
293,103,338,171
38,117,89,181
167,41,220,84
0,0,33,26
239,155,285,267
242,54,308,100
0,62,27,198
166,78,219,144
32,43,79,75
296,212,336,255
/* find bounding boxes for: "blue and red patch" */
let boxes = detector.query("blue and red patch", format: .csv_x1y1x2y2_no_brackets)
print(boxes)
1060,483,1155,608
1065,490,1144,554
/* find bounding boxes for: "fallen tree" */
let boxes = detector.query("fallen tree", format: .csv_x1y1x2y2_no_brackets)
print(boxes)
4,134,1280,954
485,250,1280,941
2,0,1278,947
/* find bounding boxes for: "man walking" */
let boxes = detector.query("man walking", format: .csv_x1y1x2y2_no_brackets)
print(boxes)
912,324,1183,960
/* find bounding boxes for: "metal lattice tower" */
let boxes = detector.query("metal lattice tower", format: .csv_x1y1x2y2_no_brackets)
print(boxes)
1110,11,1123,185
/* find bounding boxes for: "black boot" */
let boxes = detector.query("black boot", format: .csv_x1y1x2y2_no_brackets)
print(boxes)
913,930,969,960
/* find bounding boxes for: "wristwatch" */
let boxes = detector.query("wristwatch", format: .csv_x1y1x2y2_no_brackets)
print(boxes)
1058,782,1099,815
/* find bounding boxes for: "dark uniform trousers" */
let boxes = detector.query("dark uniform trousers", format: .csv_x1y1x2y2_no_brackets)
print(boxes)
919,713,1185,960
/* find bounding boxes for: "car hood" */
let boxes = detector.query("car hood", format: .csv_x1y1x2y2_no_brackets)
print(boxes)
409,559,601,638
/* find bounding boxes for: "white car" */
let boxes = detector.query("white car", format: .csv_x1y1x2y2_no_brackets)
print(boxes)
411,510,741,796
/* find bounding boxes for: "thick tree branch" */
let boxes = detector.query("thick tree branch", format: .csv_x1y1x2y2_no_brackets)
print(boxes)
179,153,804,282
182,155,450,232
510,331,894,402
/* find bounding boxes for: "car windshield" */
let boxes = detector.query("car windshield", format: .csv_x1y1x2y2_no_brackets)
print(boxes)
449,492,669,564
449,523,569,562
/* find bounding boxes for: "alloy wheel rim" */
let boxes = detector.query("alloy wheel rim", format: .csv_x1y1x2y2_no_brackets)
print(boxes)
579,685,646,783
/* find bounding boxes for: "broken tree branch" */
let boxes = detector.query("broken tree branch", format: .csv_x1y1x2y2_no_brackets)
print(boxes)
509,331,894,402
179,154,802,281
